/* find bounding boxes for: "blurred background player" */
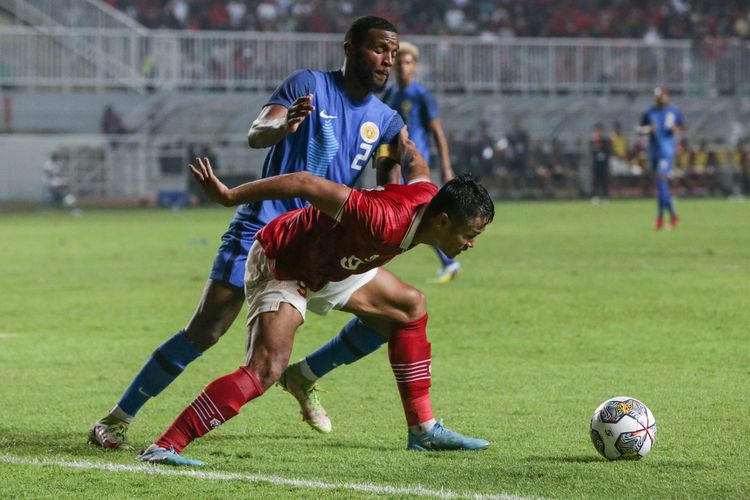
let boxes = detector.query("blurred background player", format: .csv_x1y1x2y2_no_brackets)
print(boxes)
590,122,612,202
381,41,460,283
89,16,406,449
637,87,687,230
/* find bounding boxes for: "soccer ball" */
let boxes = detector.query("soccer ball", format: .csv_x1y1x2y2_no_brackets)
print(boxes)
590,396,656,460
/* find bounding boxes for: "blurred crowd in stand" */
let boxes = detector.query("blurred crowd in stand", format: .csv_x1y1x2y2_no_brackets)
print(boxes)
444,119,750,199
106,0,750,42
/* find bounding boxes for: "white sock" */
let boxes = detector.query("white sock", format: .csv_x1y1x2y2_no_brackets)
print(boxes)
409,418,437,436
298,358,319,382
109,405,133,423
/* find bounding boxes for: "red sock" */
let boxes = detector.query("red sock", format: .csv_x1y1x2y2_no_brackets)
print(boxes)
388,314,433,427
156,366,265,453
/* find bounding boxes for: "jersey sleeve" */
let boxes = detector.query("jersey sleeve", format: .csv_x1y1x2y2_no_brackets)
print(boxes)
265,70,317,108
379,112,405,147
421,89,440,122
338,183,437,245
337,189,393,243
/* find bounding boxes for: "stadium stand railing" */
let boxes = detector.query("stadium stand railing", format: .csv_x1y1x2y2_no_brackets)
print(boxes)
0,0,146,91
54,133,266,204
1,26,749,95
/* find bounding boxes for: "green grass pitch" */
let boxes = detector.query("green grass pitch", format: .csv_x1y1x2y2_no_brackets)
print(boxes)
1,199,748,498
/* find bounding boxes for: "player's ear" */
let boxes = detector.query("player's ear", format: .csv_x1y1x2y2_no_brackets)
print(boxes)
434,212,451,231
343,41,354,59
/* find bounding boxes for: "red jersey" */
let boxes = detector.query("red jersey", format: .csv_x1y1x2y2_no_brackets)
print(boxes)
256,181,438,291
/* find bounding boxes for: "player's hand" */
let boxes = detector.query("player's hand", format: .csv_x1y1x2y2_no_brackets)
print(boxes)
636,125,653,135
397,127,418,164
286,94,315,134
188,157,232,206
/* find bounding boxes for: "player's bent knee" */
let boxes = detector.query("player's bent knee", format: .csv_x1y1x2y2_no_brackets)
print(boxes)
184,323,225,352
247,355,287,389
399,287,427,321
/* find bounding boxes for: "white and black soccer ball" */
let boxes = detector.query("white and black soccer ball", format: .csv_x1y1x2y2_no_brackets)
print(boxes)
590,396,656,460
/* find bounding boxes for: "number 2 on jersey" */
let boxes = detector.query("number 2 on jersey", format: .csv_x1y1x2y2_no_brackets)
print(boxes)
350,142,372,171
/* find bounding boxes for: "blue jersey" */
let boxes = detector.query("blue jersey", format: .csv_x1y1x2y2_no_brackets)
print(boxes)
211,70,404,287
233,69,403,234
640,104,685,160
382,81,439,160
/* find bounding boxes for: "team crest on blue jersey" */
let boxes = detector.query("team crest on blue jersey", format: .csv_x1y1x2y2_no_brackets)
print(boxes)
360,122,380,144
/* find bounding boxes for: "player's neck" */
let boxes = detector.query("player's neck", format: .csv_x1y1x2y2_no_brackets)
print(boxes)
412,219,438,247
340,65,371,101
397,77,413,88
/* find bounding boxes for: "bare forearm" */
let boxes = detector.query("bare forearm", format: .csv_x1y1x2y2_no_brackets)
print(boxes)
375,157,401,185
225,172,311,205
635,125,652,135
435,134,454,180
430,121,454,181
247,117,289,149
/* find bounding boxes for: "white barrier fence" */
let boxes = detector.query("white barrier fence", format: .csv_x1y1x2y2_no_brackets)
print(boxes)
1,27,749,95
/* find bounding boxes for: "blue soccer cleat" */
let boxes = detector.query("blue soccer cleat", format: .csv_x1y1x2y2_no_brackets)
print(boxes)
428,261,462,284
137,444,205,467
407,419,490,451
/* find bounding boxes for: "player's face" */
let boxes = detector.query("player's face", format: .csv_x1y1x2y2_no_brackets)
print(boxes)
437,215,489,258
396,53,416,84
656,90,669,107
352,29,399,92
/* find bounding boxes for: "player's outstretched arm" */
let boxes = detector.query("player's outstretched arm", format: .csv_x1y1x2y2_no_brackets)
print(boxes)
374,127,431,185
188,157,350,219
247,94,314,149
428,118,455,183
397,128,431,184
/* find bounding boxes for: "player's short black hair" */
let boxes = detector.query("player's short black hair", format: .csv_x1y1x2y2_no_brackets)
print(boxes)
345,16,398,46
427,174,495,225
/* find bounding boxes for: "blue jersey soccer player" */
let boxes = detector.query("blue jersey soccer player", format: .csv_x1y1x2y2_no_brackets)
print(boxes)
89,16,413,448
637,87,686,230
381,42,460,283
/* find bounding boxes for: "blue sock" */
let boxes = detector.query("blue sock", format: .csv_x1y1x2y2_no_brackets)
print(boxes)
117,330,202,418
656,178,670,219
305,318,387,378
433,246,454,267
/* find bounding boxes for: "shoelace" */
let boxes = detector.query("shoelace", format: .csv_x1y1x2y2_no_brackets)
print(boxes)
305,384,324,411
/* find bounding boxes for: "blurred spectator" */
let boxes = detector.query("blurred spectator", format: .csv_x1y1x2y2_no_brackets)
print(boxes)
739,139,750,195
42,153,69,207
100,104,128,135
506,117,529,187
105,1,750,42
590,122,612,200
610,121,628,160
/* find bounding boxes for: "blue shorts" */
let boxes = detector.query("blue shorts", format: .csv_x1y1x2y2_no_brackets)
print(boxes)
650,156,673,175
209,219,259,289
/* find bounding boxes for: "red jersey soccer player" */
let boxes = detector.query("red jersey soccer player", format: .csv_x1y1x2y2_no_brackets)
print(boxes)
138,129,494,466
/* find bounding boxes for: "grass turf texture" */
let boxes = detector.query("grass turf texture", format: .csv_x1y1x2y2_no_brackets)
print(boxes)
0,199,748,499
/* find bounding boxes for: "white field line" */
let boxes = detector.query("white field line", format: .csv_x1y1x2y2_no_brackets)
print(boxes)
0,333,17,339
0,454,537,500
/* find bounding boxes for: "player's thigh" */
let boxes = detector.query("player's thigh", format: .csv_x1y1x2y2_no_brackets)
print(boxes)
245,303,303,388
184,279,245,350
652,157,673,179
341,268,426,325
